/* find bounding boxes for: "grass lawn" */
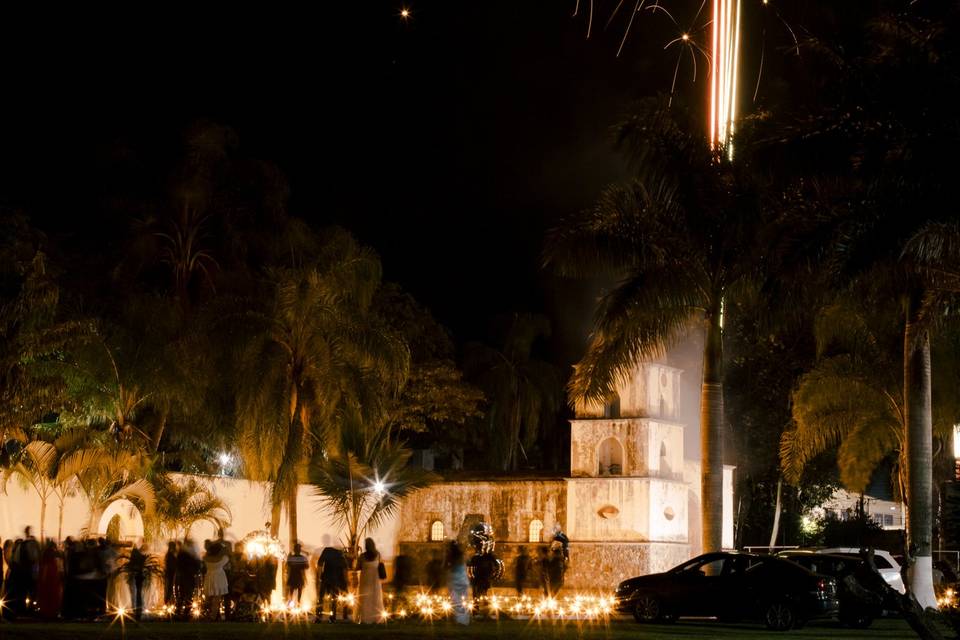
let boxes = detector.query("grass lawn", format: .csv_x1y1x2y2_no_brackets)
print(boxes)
0,617,921,639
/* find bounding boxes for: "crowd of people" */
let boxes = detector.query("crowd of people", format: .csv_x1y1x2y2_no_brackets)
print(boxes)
0,525,569,626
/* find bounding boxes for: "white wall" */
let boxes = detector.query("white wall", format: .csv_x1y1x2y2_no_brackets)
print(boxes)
0,473,400,561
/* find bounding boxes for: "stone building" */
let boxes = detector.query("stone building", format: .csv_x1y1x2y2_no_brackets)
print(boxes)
397,362,735,590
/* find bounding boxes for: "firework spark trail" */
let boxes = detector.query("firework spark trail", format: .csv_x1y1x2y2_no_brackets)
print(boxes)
710,0,742,159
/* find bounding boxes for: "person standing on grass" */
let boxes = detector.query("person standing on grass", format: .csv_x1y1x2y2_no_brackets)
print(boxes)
203,542,229,620
514,546,530,597
285,543,309,606
36,540,62,619
446,542,469,626
126,544,149,620
356,538,384,624
175,539,201,618
163,541,178,607
316,545,348,622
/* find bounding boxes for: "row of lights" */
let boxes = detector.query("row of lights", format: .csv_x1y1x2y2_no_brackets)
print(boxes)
137,592,615,623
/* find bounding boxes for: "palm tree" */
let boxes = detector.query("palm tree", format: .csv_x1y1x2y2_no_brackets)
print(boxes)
756,4,960,606
59,442,157,536
155,476,231,540
235,228,409,548
2,440,60,541
310,416,433,558
781,303,959,498
463,314,560,471
544,99,767,553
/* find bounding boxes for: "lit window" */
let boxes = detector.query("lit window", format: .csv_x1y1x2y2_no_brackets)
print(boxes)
529,519,543,543
430,520,444,541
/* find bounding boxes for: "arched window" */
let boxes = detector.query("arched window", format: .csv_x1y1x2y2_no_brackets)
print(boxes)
598,437,624,475
529,519,543,543
430,520,445,541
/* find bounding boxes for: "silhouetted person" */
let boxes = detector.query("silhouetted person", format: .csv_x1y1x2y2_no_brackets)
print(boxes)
425,549,444,594
164,541,178,606
36,540,62,619
392,554,414,610
256,554,278,605
127,544,149,620
175,539,201,618
316,545,348,622
515,546,530,596
285,543,308,605
538,546,550,597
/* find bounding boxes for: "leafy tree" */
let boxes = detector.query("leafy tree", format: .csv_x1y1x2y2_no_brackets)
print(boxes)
0,214,80,437
544,99,769,552
374,284,484,463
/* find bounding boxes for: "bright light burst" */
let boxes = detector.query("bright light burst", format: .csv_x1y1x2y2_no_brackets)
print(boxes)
710,0,742,159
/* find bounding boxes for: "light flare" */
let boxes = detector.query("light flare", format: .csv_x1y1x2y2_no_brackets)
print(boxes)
709,0,742,159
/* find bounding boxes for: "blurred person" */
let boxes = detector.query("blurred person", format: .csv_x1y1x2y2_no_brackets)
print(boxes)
547,544,566,598
425,549,444,594
256,554,278,605
285,543,308,606
446,541,469,626
316,544,348,623
175,539,201,618
514,546,530,597
163,541,178,606
538,546,550,597
36,540,62,619
203,541,229,620
392,554,414,611
126,543,149,620
356,538,384,624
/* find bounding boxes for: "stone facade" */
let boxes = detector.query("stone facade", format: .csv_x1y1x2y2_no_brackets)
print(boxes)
394,361,738,591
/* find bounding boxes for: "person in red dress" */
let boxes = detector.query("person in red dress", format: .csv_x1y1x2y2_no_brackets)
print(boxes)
36,540,63,619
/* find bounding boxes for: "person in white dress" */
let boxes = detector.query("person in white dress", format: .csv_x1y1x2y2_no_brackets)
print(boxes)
203,542,230,620
356,538,384,624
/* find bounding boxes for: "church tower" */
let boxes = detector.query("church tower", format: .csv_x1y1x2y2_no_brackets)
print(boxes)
562,362,692,578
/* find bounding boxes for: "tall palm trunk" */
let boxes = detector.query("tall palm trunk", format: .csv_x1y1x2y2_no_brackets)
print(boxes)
270,503,281,538
282,385,304,548
58,495,66,543
288,484,299,550
769,477,783,549
701,306,725,554
39,495,47,542
904,294,936,608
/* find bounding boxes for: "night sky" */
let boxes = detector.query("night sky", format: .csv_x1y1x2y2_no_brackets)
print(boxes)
0,2,778,370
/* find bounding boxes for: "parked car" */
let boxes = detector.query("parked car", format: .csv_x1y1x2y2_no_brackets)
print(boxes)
816,548,906,595
777,550,882,628
614,552,839,631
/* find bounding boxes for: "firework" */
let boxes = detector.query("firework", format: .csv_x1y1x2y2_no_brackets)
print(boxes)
710,0,741,159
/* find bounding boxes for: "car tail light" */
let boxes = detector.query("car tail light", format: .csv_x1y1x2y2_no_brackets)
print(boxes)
816,578,836,597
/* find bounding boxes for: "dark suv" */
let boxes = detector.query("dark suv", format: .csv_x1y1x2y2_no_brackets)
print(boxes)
614,552,839,631
777,550,883,628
